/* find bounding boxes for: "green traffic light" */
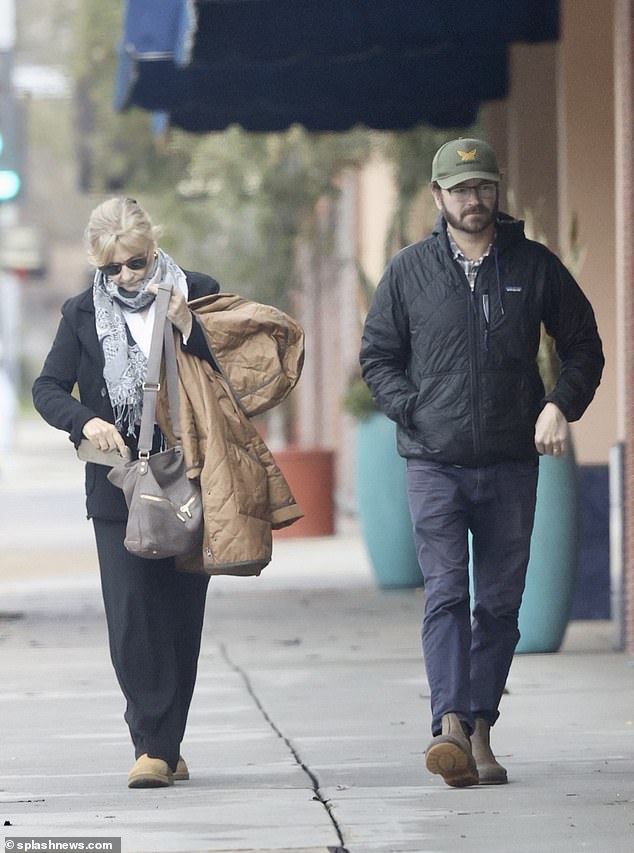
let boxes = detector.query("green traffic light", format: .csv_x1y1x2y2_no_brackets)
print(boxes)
0,169,21,201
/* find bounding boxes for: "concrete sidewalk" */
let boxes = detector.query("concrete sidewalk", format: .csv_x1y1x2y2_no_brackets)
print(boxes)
2,546,633,853
1,417,634,852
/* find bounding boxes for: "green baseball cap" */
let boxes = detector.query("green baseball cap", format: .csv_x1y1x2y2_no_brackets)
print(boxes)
431,137,500,189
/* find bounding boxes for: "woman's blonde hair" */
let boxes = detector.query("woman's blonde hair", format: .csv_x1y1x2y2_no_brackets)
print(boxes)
84,197,161,268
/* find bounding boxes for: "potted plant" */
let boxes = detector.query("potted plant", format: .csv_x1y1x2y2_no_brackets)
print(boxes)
506,207,585,653
514,325,580,653
343,375,422,589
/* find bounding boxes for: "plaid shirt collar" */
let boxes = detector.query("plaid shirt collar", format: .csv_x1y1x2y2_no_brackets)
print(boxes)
447,230,495,291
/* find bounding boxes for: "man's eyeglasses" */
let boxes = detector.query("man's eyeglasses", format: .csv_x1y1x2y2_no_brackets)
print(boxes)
446,182,498,201
99,255,148,277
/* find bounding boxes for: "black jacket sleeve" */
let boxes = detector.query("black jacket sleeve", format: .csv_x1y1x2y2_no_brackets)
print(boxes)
541,253,604,422
180,270,221,368
32,309,101,447
359,257,419,428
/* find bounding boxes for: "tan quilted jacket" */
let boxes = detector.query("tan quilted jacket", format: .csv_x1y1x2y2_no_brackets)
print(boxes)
156,294,304,577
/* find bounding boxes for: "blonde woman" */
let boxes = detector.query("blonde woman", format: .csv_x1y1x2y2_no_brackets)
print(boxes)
33,197,220,788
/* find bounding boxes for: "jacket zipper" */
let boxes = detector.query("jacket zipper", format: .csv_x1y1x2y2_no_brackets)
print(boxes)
468,286,482,460
451,255,483,462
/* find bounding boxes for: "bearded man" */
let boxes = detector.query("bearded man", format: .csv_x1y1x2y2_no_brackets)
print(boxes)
360,138,604,787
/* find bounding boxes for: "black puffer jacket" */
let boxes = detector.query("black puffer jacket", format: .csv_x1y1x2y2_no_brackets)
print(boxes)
360,214,604,467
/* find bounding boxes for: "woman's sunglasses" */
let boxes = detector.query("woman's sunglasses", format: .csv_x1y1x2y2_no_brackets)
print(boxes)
99,255,148,277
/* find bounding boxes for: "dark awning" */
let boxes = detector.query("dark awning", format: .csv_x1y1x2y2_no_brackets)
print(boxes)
115,0,560,132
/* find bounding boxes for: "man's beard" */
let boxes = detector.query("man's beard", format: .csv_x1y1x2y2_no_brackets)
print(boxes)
441,199,498,235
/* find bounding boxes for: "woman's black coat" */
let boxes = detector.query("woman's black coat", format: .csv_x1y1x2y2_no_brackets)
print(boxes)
32,270,219,521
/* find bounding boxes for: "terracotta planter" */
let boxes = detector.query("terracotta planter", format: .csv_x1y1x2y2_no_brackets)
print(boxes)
273,447,335,538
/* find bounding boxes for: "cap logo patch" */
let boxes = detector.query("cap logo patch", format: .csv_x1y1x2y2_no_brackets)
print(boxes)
457,148,477,161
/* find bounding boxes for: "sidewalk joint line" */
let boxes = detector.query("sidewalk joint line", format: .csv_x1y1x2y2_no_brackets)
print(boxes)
219,642,349,853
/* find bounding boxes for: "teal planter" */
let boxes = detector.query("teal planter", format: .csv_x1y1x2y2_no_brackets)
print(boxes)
356,414,422,589
516,448,580,653
466,449,579,653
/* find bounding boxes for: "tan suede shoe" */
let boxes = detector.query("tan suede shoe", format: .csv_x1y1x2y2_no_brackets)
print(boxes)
173,756,189,781
470,718,508,784
425,712,479,788
128,754,174,788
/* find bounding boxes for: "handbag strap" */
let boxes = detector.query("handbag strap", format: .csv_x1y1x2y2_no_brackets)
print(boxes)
137,282,182,455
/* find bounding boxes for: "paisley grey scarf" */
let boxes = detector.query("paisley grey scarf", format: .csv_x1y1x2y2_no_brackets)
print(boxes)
93,249,187,436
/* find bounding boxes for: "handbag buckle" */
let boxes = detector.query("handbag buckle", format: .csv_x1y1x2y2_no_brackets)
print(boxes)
142,381,161,392
138,450,150,473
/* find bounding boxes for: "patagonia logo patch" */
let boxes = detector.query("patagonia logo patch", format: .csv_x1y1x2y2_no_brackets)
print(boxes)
505,285,522,292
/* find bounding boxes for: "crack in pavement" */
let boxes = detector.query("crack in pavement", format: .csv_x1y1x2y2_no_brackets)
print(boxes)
219,642,349,853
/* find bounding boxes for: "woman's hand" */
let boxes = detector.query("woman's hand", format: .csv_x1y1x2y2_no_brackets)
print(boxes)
148,284,192,337
82,417,128,455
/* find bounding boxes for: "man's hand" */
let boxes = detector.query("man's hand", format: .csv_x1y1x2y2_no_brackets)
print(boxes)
535,402,569,456
82,417,127,455
148,284,192,337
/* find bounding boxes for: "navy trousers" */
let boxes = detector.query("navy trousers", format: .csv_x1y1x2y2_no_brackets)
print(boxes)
93,519,209,769
406,459,538,735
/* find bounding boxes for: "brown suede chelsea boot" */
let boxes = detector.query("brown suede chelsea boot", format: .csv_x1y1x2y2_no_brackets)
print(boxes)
425,712,479,787
470,718,508,784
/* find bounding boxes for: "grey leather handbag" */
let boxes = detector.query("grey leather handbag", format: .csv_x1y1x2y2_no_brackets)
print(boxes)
107,282,203,560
